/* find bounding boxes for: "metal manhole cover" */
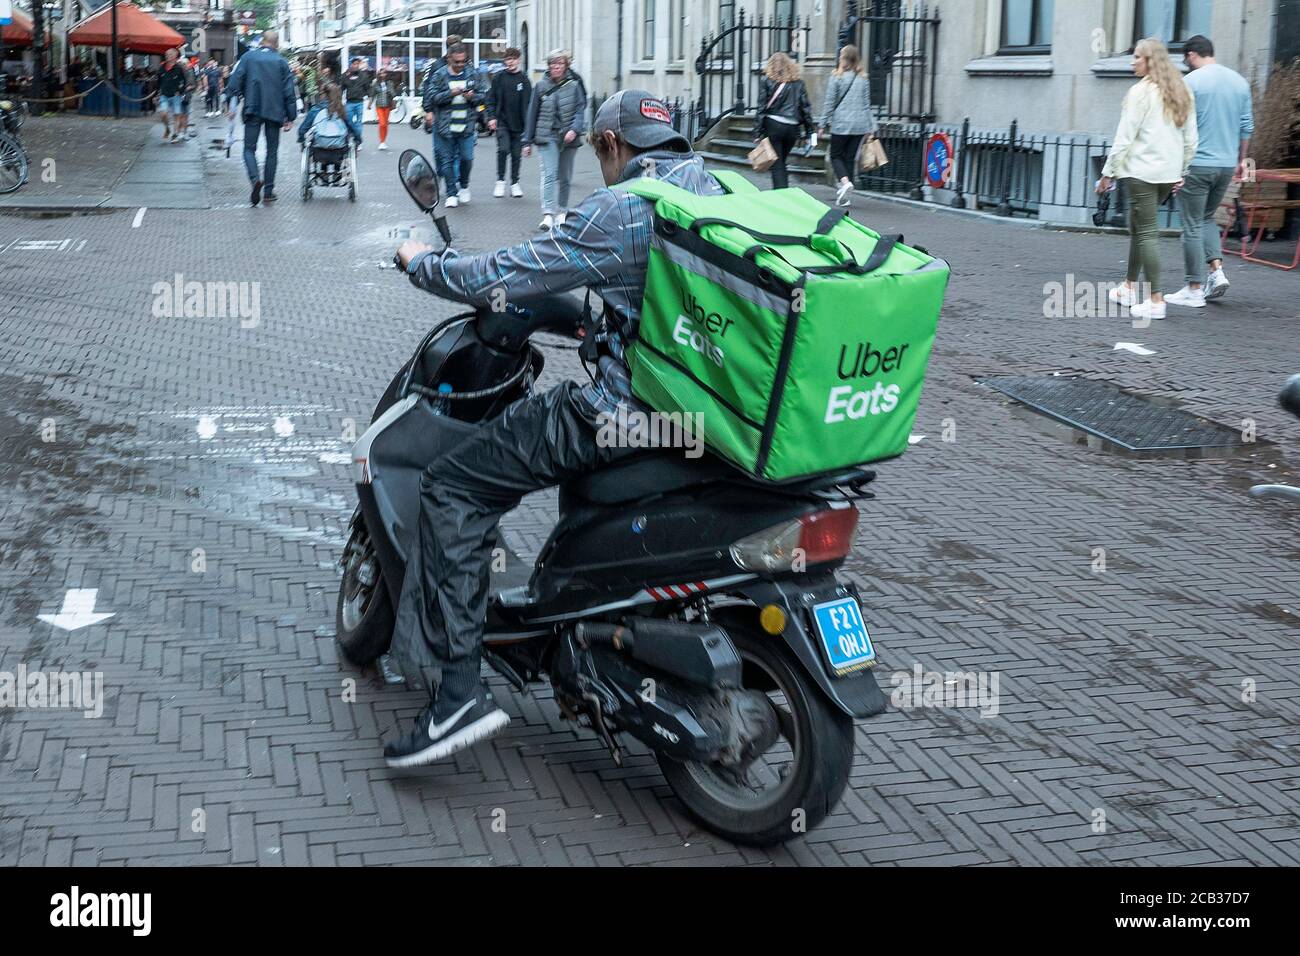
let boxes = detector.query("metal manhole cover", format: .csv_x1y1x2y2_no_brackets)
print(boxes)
981,376,1247,452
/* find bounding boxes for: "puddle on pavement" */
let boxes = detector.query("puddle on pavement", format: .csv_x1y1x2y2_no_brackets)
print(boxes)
0,208,120,220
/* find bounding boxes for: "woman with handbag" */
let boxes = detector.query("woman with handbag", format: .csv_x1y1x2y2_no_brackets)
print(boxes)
1097,36,1198,322
753,52,814,190
523,50,588,230
818,45,878,207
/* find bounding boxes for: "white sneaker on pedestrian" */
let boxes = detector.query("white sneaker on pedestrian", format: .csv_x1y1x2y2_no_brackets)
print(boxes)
445,195,459,208
539,214,554,230
556,211,567,226
1204,268,1230,300
1129,299,1166,321
1108,283,1138,307
511,182,523,198
835,180,853,206
377,142,389,151
1165,285,1206,308
493,180,506,197
460,188,471,204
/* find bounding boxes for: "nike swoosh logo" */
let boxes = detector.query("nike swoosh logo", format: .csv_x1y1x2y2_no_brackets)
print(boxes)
427,698,476,741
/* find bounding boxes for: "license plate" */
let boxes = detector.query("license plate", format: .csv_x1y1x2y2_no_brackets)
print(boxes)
812,596,876,676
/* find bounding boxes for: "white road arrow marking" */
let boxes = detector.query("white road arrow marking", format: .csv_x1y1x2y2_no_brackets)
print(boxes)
1114,342,1157,356
37,589,116,631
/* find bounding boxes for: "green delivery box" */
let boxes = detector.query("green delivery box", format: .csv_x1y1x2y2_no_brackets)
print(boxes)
618,170,949,482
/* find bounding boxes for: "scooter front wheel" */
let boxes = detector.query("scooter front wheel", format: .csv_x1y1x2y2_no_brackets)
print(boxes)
336,511,394,665
657,618,854,846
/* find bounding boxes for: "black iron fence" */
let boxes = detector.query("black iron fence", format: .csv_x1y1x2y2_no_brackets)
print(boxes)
693,10,812,136
860,117,1181,227
843,0,939,123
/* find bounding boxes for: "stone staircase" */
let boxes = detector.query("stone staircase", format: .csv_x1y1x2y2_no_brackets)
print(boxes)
694,112,828,181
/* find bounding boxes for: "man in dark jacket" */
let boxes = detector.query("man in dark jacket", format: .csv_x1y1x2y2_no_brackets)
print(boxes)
156,48,193,144
225,30,298,207
487,48,531,197
383,91,724,768
422,43,491,207
341,57,372,148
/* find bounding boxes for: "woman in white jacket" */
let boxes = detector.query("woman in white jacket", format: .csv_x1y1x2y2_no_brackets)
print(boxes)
1099,37,1198,321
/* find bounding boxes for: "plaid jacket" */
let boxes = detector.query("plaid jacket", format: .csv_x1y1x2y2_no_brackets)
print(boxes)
406,150,723,413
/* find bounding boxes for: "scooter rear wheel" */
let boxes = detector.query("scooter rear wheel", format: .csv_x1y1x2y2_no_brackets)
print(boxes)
336,512,394,665
658,618,854,846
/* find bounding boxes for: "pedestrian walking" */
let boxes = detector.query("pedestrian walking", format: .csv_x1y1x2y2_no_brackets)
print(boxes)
372,70,398,151
1164,34,1254,308
202,58,223,117
224,30,299,207
342,57,372,149
818,44,877,207
522,50,588,229
156,48,193,144
488,47,531,197
1098,37,1198,322
753,52,814,190
424,43,491,208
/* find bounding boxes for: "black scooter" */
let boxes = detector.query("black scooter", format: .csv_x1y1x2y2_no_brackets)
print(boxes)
336,150,888,845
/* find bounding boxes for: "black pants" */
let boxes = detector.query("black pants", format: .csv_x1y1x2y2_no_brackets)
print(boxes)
205,87,220,113
764,118,801,189
830,133,864,182
496,125,523,183
390,382,636,697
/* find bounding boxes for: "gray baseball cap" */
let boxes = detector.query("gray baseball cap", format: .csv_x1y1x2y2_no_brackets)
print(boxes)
593,90,690,152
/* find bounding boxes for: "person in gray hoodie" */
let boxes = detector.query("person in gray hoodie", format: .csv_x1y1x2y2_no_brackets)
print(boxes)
522,49,588,230
818,44,878,207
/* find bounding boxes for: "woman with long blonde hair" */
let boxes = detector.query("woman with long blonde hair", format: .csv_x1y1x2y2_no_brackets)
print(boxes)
818,44,879,206
1098,36,1198,321
754,51,814,189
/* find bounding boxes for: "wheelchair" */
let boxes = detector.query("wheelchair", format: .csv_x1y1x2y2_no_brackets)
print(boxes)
300,132,357,202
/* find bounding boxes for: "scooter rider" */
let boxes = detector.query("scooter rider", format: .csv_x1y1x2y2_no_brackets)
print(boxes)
387,91,723,768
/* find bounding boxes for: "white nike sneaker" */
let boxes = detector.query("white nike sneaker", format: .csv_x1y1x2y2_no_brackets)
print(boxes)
1129,299,1166,321
445,195,459,208
539,214,554,230
511,182,523,197
493,180,506,197
835,180,853,207
556,211,567,226
377,142,389,151
459,188,471,204
1108,283,1138,307
1165,285,1206,308
1204,268,1230,300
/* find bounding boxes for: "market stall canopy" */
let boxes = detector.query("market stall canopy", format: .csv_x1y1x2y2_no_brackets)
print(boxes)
68,4,185,55
1,9,35,48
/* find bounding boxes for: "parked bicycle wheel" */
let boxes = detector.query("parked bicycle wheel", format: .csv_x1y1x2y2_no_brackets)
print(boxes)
0,131,28,195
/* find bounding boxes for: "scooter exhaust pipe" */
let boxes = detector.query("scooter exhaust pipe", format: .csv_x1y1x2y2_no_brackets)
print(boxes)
574,619,742,689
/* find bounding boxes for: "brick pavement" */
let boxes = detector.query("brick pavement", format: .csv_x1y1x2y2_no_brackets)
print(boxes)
0,111,1298,866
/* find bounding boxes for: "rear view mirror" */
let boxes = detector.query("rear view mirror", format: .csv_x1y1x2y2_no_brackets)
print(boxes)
398,149,439,212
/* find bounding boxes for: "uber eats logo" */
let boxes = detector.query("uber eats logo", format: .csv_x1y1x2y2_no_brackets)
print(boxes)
825,340,910,423
673,290,735,368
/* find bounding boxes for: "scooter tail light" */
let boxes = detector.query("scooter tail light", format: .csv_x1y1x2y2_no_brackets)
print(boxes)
730,506,859,572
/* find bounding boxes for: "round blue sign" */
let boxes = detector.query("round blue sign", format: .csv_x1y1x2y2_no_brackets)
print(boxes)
924,132,953,188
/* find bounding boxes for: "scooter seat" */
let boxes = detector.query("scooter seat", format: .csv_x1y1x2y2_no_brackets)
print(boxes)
566,451,737,504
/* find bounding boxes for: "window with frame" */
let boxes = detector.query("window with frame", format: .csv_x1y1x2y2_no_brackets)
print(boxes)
1133,0,1211,50
774,0,796,26
719,0,735,57
1000,0,1054,54
669,0,684,61
642,0,656,60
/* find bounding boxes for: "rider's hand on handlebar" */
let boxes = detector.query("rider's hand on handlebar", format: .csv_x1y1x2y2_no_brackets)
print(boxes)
396,240,435,271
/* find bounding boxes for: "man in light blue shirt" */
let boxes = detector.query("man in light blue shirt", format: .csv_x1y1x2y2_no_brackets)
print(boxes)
1166,35,1254,308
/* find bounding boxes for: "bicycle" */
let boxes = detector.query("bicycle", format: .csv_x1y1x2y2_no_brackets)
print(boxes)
0,97,29,194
